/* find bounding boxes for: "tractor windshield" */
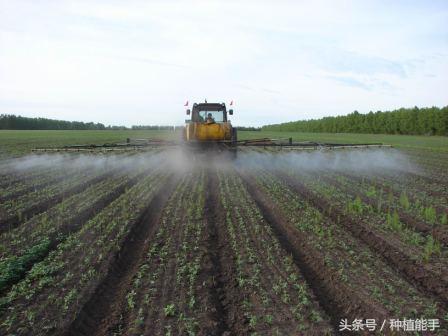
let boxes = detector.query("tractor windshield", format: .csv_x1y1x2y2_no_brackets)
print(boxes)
197,110,224,123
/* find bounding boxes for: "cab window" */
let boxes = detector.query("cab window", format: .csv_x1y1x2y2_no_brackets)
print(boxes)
197,111,224,123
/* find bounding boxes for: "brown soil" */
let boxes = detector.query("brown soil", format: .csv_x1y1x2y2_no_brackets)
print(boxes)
239,171,389,327
321,174,448,245
0,171,117,232
204,169,248,335
0,171,149,296
2,150,447,336
64,174,179,336
276,173,448,308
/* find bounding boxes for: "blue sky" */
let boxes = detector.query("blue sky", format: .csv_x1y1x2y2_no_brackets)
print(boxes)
0,0,447,126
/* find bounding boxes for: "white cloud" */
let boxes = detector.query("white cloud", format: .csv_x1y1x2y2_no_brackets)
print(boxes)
0,0,447,126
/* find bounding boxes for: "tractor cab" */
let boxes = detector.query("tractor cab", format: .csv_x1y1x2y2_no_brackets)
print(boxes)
188,103,233,124
184,102,236,144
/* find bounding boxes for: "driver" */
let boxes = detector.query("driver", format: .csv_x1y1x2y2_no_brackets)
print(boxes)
205,112,215,124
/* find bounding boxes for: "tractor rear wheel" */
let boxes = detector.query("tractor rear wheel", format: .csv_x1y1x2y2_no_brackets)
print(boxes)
231,128,237,145
231,128,238,159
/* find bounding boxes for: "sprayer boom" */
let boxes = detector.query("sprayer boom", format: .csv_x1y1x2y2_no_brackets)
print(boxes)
32,137,391,153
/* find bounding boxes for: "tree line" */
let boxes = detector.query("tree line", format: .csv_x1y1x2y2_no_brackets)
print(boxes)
0,115,174,131
262,106,448,136
0,114,260,132
0,114,108,130
3,107,447,135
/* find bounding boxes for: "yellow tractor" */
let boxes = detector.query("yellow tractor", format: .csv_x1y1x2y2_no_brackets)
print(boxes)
183,102,237,151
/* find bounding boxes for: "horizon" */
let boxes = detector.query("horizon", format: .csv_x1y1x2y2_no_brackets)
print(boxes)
1,104,446,128
1,1,447,127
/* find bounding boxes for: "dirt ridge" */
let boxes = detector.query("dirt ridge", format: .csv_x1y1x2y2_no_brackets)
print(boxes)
320,174,448,245
239,171,389,330
278,173,448,308
0,171,117,232
0,170,149,296
203,169,237,335
63,173,179,336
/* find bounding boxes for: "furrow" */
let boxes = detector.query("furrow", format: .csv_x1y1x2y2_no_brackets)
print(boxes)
239,171,387,329
277,172,448,307
64,174,179,336
203,169,236,335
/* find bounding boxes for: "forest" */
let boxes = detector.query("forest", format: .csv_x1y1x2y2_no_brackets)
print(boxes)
0,115,107,130
2,106,447,136
263,106,448,136
0,115,173,131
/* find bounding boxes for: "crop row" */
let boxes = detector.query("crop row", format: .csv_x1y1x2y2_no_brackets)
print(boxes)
348,170,448,210
261,168,448,311
339,172,447,224
0,167,152,294
0,169,169,335
315,172,448,245
0,168,73,202
217,170,333,335
0,166,64,189
0,166,115,229
293,170,447,264
248,168,446,323
107,171,212,335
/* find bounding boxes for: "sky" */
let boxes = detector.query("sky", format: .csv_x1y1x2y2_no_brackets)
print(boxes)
0,0,447,127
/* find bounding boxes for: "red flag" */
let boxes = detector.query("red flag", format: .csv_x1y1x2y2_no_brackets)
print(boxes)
184,100,189,106
230,100,234,106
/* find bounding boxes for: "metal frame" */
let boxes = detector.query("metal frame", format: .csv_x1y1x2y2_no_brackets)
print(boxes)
32,137,392,152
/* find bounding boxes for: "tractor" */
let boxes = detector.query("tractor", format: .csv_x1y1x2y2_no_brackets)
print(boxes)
183,102,237,153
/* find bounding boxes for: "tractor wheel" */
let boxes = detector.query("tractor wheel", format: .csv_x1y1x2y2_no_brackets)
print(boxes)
231,128,238,145
231,128,238,159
